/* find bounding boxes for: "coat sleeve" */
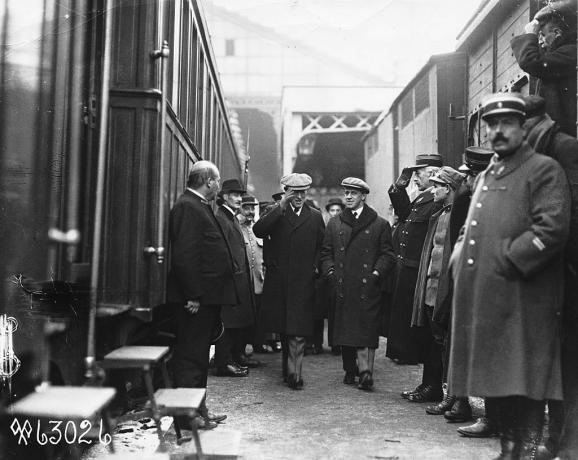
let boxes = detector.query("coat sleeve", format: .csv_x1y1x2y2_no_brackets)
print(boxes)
388,184,412,222
253,203,283,238
320,219,336,275
511,34,577,79
373,220,396,277
169,201,204,301
314,212,326,274
506,159,571,277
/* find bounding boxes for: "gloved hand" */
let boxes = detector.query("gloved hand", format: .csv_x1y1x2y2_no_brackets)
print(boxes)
394,167,413,188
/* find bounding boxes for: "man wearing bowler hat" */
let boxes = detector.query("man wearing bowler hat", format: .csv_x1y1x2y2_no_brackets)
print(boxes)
321,178,395,390
253,173,325,389
448,93,570,459
386,153,443,400
214,179,257,377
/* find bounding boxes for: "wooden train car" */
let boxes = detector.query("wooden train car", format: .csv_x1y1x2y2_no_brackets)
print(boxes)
0,0,242,390
364,53,467,218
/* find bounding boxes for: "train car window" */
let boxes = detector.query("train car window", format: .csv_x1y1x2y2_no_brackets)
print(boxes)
400,92,414,128
414,75,430,117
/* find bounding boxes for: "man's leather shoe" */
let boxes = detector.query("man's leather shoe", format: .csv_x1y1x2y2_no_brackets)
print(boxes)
426,394,457,415
457,417,498,438
215,364,248,377
287,373,304,390
444,397,472,423
195,416,218,430
401,383,425,399
358,371,374,391
175,415,217,431
343,372,356,385
206,412,227,423
236,354,260,368
406,384,442,402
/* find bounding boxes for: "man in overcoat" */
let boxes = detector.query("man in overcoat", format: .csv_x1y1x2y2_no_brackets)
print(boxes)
253,173,325,390
447,93,571,459
214,179,256,377
522,94,578,459
386,154,442,399
167,160,235,428
409,167,465,407
511,4,577,136
321,178,395,390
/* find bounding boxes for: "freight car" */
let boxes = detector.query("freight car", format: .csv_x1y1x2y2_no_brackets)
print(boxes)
0,0,243,392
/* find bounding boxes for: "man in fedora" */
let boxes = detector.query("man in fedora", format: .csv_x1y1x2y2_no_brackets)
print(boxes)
253,173,325,389
214,179,257,377
386,153,443,401
167,160,232,428
321,178,395,390
448,93,570,459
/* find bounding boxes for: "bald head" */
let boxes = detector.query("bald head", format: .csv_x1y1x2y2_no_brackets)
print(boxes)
187,160,220,200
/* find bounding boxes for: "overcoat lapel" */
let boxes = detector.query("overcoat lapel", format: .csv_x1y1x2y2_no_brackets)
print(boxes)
340,207,378,249
290,204,312,231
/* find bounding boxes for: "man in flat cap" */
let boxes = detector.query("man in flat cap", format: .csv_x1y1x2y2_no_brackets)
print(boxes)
387,153,443,399
408,167,467,415
253,173,325,389
511,3,577,136
214,179,256,377
522,94,578,459
448,93,571,459
321,178,395,390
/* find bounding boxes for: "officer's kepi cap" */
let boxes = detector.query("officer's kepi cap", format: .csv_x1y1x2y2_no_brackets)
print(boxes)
341,177,370,194
406,153,443,171
460,146,494,172
280,173,312,191
481,93,526,121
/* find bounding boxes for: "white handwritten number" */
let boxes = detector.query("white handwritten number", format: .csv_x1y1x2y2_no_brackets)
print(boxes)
48,421,62,445
36,420,48,446
78,420,92,445
99,420,112,446
10,418,32,445
64,421,77,444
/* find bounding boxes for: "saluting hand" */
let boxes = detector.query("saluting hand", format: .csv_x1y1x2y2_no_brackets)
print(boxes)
524,19,540,35
184,299,200,315
279,190,293,210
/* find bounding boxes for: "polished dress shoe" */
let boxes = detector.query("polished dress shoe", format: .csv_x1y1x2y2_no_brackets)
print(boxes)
195,416,218,430
205,412,227,423
444,397,472,423
401,383,425,399
358,371,374,391
287,373,304,390
236,354,261,368
343,372,356,385
175,415,217,431
457,417,499,438
406,384,443,402
215,364,248,377
426,394,457,415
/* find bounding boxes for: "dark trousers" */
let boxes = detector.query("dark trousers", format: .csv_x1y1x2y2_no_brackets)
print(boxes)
422,305,443,389
310,318,324,348
281,334,306,379
172,304,221,388
342,346,375,374
215,327,247,367
252,294,264,347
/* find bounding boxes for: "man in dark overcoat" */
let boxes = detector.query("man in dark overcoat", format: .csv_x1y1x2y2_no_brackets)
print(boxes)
386,153,443,398
253,173,325,390
511,4,577,136
522,94,578,459
447,93,571,459
409,167,465,407
214,179,256,377
167,160,235,428
320,178,395,391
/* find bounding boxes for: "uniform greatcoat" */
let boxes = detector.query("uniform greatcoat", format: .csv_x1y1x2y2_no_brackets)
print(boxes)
253,203,325,337
386,186,443,362
320,206,395,348
448,142,570,400
215,206,255,328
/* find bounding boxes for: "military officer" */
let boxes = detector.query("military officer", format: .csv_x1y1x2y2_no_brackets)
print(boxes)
253,173,325,390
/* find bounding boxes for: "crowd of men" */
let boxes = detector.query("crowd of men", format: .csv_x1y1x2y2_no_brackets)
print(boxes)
166,3,578,459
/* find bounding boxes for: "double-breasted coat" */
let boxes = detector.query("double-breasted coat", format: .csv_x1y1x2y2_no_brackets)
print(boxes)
215,206,255,328
511,33,577,136
166,190,238,306
448,143,570,400
386,186,443,362
320,206,395,348
253,203,325,336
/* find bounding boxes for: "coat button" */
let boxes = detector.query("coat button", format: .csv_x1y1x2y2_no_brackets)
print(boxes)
467,258,474,265
471,220,478,226
340,247,345,251
339,262,344,268
362,278,367,284
469,239,475,245
365,230,370,234
482,186,488,191
361,295,366,300
476,203,482,208
363,264,368,268
338,278,343,284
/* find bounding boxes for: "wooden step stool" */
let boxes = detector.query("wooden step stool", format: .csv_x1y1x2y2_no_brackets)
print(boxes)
7,385,116,460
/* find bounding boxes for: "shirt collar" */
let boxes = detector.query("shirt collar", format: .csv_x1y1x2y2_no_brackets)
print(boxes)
290,204,302,216
352,206,364,219
187,188,209,204
223,204,236,216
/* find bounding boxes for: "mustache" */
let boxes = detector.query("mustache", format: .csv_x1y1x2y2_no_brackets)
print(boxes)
492,133,508,143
